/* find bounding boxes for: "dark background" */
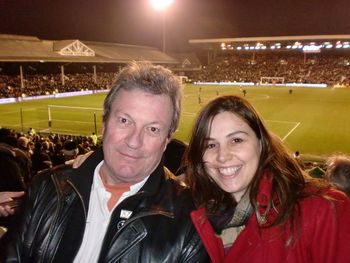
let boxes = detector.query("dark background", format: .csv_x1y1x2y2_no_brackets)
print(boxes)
1,0,349,51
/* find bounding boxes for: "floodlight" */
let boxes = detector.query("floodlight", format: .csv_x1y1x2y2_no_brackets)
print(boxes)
150,0,174,11
150,0,174,52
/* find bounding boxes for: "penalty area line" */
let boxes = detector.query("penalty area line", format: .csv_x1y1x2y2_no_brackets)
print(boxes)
281,122,300,141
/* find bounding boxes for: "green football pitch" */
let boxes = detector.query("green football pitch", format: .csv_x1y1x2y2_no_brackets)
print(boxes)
1,84,350,159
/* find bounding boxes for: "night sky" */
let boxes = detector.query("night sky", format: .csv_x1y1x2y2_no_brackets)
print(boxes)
1,0,350,51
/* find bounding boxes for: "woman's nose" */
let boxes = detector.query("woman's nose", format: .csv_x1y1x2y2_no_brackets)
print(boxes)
216,146,232,163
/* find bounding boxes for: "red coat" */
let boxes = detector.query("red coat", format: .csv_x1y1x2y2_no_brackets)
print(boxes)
191,177,350,263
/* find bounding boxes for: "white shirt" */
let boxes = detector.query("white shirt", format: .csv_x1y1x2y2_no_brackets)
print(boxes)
73,161,149,263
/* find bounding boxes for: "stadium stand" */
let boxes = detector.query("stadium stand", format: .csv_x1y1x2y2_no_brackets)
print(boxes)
189,51,350,86
0,34,182,98
188,35,350,86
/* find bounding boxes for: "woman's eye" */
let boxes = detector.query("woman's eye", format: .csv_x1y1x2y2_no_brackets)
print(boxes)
206,143,216,149
232,138,243,143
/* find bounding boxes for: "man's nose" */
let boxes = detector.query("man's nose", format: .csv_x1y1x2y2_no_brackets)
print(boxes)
125,127,143,149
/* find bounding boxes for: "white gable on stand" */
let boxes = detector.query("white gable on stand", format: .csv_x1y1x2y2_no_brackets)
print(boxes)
181,58,191,67
59,40,95,56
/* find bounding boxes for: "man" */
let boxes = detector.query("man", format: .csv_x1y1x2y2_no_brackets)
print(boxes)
4,62,209,262
62,139,79,165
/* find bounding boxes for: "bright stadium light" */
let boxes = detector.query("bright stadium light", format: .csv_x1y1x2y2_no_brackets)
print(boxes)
150,0,174,11
150,0,174,52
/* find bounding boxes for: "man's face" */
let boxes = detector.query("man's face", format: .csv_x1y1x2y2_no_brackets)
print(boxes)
102,88,173,185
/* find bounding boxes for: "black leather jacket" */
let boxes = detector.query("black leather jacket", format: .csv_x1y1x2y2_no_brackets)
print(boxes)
4,148,209,263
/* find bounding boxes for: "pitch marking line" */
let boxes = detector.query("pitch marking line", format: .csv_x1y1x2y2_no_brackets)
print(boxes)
261,119,302,141
281,122,301,141
52,119,96,124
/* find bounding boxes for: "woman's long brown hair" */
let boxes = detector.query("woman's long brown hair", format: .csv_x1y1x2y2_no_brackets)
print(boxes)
185,95,330,228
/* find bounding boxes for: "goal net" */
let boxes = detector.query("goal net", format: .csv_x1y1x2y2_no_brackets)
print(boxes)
47,105,103,135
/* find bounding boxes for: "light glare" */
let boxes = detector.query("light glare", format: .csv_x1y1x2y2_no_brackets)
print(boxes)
150,0,174,11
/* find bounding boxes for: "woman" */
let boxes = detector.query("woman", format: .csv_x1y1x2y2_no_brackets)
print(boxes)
184,95,350,263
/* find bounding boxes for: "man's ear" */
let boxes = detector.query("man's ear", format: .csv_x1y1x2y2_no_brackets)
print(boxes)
163,135,172,152
102,123,105,135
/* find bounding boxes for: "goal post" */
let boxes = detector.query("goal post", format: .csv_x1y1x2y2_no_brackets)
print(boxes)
47,105,103,135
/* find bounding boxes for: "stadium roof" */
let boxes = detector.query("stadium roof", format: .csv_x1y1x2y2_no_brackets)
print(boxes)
0,34,178,64
189,34,350,51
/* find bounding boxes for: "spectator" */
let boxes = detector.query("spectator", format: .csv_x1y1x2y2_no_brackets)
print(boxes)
325,154,350,197
163,138,188,176
0,143,27,256
28,128,36,137
31,142,52,175
3,61,208,262
184,95,350,262
293,150,300,159
0,130,32,187
292,150,305,169
17,136,33,158
0,144,26,194
51,142,65,167
62,140,79,164
90,132,98,146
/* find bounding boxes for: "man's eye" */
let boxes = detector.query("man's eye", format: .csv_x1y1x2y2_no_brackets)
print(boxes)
118,117,130,125
147,126,160,134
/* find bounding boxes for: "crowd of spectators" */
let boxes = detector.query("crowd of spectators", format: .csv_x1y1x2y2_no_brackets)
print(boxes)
0,127,101,188
1,51,350,99
189,51,350,86
0,126,101,252
0,72,116,98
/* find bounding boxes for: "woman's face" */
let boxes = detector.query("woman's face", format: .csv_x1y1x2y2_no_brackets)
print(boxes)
203,111,261,202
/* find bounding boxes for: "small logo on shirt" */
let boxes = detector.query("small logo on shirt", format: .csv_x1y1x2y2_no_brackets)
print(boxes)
120,209,132,219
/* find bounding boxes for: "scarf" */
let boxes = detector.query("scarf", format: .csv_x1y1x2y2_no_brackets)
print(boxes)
209,191,254,251
209,190,253,234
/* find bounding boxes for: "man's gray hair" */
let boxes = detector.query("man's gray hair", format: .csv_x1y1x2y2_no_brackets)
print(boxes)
103,61,182,135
